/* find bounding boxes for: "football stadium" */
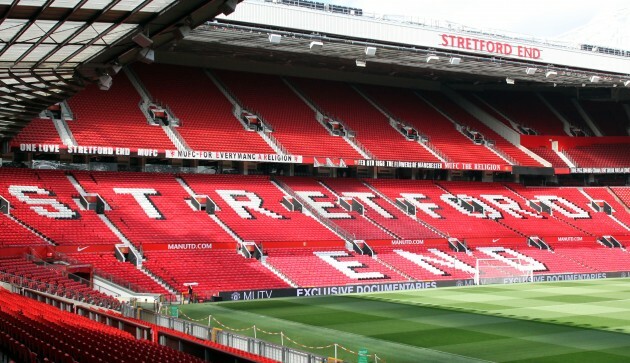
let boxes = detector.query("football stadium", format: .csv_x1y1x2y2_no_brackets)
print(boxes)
1,0,630,362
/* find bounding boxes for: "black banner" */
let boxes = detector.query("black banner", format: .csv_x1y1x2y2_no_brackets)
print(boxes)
218,271,630,302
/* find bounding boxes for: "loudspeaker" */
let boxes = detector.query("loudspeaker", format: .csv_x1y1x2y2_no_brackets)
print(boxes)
97,74,112,91
132,32,153,48
220,0,237,15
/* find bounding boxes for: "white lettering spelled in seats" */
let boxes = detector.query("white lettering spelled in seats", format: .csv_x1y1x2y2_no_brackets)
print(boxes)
216,190,284,219
9,185,77,219
113,188,163,219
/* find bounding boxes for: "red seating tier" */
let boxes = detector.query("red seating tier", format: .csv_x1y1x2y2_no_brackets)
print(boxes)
477,91,566,135
71,171,234,247
143,249,289,297
133,64,274,154
420,91,540,166
266,247,408,287
579,100,629,136
0,214,46,247
66,73,175,152
183,174,340,243
367,179,520,238
291,78,440,162
528,147,568,167
564,143,630,168
0,168,120,246
0,256,120,309
65,252,171,295
10,118,63,148
216,70,361,159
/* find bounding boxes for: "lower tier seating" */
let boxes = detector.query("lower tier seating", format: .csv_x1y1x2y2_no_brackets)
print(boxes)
64,252,171,295
0,288,205,363
265,248,409,287
142,250,289,299
0,256,120,310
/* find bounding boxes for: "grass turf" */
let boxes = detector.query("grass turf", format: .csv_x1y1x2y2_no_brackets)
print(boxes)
178,278,630,362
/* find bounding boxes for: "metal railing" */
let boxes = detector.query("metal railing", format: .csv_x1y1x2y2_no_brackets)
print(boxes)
133,308,326,363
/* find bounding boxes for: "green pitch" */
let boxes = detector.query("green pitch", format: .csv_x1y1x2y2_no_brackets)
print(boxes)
178,278,630,362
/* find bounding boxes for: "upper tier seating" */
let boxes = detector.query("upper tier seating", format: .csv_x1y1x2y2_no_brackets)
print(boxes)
362,85,505,164
10,118,62,149
143,249,289,298
182,174,340,243
579,100,630,136
215,70,361,159
321,177,440,239
71,171,233,247
441,181,583,237
265,247,408,287
0,213,45,247
66,73,175,152
290,78,440,161
541,93,591,133
564,143,630,168
367,179,520,238
277,176,394,240
611,187,630,208
508,184,629,236
0,256,120,309
528,147,569,167
0,168,120,246
0,288,205,363
420,91,542,166
65,252,171,295
477,91,566,135
134,64,274,154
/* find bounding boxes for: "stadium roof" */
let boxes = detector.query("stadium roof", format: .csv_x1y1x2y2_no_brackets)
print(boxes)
0,0,240,141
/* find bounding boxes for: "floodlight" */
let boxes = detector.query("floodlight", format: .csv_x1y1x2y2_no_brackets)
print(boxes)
355,59,367,67
545,70,557,78
449,57,461,65
268,34,281,44
426,54,439,63
505,77,515,85
309,41,323,51
98,75,112,91
525,67,537,75
365,46,376,57
589,75,600,83
623,80,630,87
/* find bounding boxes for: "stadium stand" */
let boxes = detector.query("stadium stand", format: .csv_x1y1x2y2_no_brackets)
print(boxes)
322,177,441,239
277,176,395,240
182,174,341,243
507,184,630,236
0,168,120,246
9,118,63,149
71,171,234,247
66,73,175,152
541,93,592,134
564,143,630,167
142,249,289,299
215,70,361,159
528,147,569,167
265,247,408,286
0,288,202,363
0,213,45,247
0,255,120,309
611,187,630,208
362,85,506,164
579,100,630,136
419,91,542,166
366,179,520,238
133,64,275,154
64,252,171,295
290,77,440,161
476,91,567,135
